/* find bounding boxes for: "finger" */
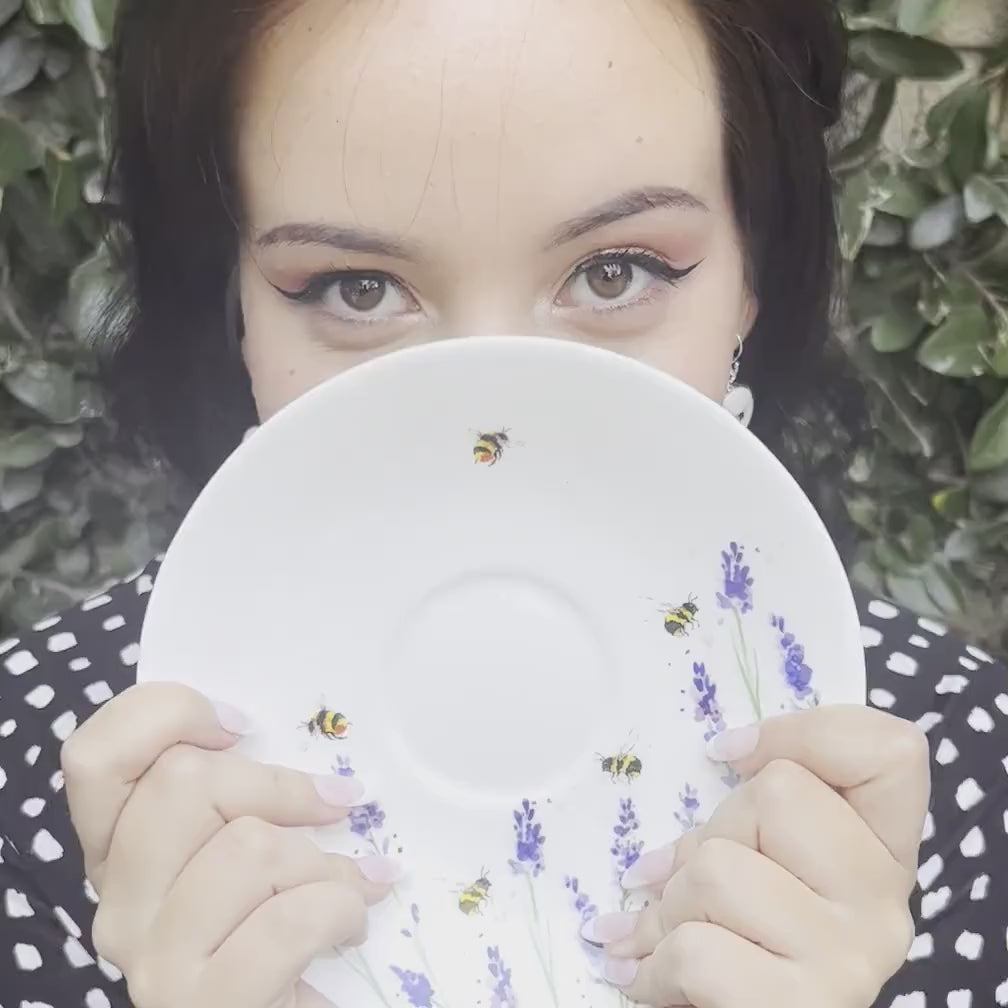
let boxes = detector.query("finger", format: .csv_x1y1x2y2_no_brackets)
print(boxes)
198,882,368,1008
623,759,903,903
596,838,832,960
606,921,801,1008
708,705,930,873
100,745,366,935
60,682,250,879
152,817,397,959
294,981,339,1008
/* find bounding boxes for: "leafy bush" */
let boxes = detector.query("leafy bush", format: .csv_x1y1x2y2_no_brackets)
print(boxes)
0,0,1005,655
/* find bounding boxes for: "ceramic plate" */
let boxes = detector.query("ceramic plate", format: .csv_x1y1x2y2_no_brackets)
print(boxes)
138,336,865,1008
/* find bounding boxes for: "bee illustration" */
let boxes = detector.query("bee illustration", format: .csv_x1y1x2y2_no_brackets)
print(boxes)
598,745,643,782
473,429,511,466
299,702,351,741
659,595,700,638
458,870,492,915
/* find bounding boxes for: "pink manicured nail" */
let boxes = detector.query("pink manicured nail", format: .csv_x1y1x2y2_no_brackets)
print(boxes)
620,843,677,889
212,700,255,736
357,855,403,885
312,774,366,807
706,723,760,762
602,956,639,986
581,911,639,945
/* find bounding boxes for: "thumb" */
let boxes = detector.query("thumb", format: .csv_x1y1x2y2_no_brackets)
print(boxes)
294,981,340,1008
706,704,931,872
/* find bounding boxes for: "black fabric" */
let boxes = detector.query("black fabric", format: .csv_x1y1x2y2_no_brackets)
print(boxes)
1,559,1005,1007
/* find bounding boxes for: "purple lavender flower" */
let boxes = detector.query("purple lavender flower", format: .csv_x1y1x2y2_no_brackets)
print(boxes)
770,615,820,706
691,662,727,741
610,797,643,876
509,799,546,877
716,541,754,614
390,967,434,1008
332,756,355,777
563,876,598,925
349,801,386,839
673,784,703,832
486,946,518,1008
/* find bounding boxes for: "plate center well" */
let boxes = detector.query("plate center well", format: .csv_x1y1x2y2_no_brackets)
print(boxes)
381,571,609,800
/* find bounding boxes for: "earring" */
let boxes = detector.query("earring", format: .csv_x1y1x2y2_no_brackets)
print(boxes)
722,333,755,428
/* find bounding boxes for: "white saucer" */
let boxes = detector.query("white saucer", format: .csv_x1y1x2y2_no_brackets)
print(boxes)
138,336,865,1008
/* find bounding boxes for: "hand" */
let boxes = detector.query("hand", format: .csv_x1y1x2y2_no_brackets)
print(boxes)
582,705,929,1007
61,682,400,1008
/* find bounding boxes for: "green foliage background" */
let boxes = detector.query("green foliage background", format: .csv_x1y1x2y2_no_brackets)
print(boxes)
0,0,1005,655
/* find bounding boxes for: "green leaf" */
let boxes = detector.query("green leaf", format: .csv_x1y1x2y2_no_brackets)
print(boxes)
58,0,117,50
965,175,1008,227
972,463,1008,503
0,426,61,468
831,80,897,174
849,30,964,80
880,175,935,218
837,169,891,260
969,389,1008,471
948,87,990,187
0,30,45,97
0,0,21,26
2,359,79,422
0,467,45,512
0,117,44,185
24,0,62,23
43,151,80,222
926,83,980,139
871,302,925,352
923,563,967,615
908,194,965,250
897,0,956,34
917,304,993,376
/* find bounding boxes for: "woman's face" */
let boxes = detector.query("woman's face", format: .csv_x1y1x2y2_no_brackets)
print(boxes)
236,0,755,421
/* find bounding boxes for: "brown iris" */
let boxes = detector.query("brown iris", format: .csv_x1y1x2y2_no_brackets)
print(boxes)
585,260,633,300
340,276,386,312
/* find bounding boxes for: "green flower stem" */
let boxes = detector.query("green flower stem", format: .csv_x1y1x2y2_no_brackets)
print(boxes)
731,608,762,720
524,874,560,1007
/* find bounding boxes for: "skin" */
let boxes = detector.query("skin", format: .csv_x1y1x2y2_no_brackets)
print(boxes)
61,2,929,1006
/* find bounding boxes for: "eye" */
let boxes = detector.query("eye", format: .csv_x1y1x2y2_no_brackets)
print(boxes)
274,271,420,323
557,249,701,312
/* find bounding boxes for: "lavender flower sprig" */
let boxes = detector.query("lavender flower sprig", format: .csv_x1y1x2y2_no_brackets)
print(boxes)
390,967,435,1008
610,798,643,878
486,946,518,1008
564,876,598,927
771,615,820,708
716,542,762,719
673,784,703,832
691,664,741,788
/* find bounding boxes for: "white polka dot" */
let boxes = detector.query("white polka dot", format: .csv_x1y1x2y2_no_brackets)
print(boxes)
947,991,972,1008
918,853,943,889
997,979,1008,1007
102,614,126,631
968,707,995,733
64,935,95,967
870,688,896,709
14,942,43,969
25,743,40,765
83,878,98,903
886,652,918,676
68,657,91,672
97,956,123,981
86,989,112,1008
83,680,113,704
995,694,1008,717
936,674,969,694
970,874,989,900
24,683,54,708
0,763,7,790
861,626,883,648
120,642,141,666
936,738,959,765
20,797,45,817
907,933,934,960
892,995,926,1008
0,717,15,737
5,649,38,676
53,905,81,937
956,778,985,811
868,599,899,619
31,828,63,862
4,888,33,917
966,644,993,663
46,632,77,653
917,711,942,732
0,636,19,655
136,573,154,595
51,710,78,741
49,769,64,792
958,656,979,671
960,826,986,857
32,615,60,631
954,930,983,959
81,593,112,611
920,886,950,919
1003,755,1008,775
917,616,948,635
908,634,931,648
922,811,935,842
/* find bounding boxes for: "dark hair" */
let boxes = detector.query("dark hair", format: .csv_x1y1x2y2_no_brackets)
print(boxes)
105,0,856,499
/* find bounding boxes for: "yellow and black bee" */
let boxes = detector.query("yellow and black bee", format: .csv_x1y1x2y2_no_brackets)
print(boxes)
660,595,700,638
473,429,510,466
458,870,492,915
300,704,351,740
599,746,643,782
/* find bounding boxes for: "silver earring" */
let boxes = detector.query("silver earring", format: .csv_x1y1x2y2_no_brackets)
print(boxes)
722,333,754,428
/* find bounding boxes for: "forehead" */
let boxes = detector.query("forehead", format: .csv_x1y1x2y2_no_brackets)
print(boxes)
238,0,726,237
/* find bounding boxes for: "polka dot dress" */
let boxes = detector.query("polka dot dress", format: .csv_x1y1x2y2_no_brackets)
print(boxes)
1,560,1006,1007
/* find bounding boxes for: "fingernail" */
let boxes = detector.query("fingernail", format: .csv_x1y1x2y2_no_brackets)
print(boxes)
620,843,676,889
706,723,759,762
581,911,639,945
601,956,639,987
312,774,367,807
212,700,255,736
357,855,403,885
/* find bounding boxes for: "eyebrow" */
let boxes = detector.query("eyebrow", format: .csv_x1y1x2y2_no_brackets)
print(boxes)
254,222,420,260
